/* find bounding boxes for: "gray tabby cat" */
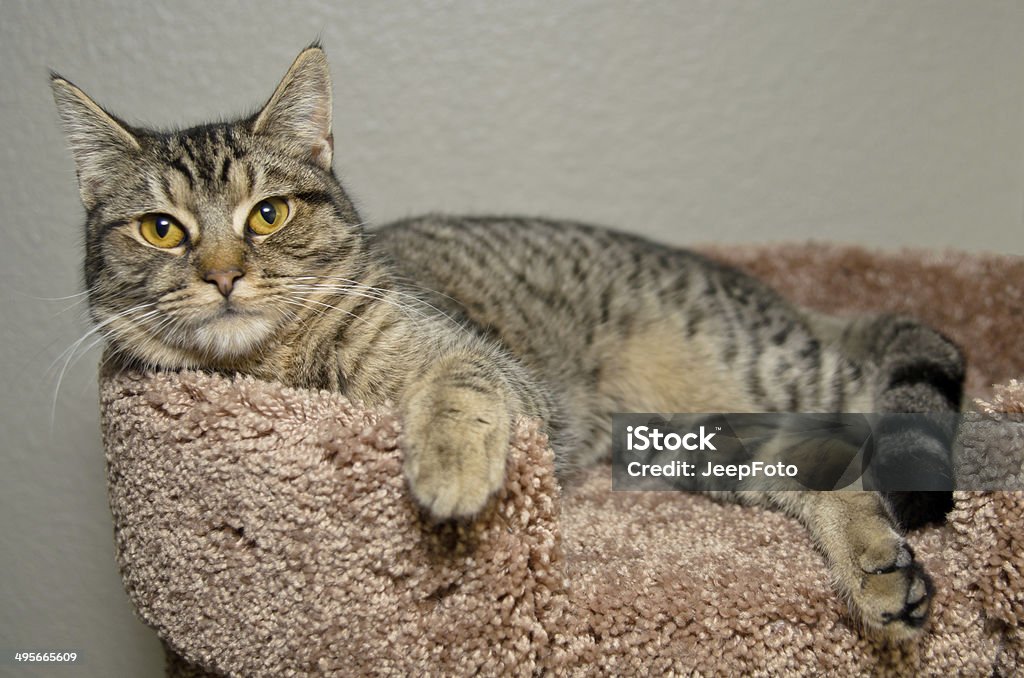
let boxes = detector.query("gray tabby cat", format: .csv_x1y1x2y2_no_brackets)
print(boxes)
52,46,963,641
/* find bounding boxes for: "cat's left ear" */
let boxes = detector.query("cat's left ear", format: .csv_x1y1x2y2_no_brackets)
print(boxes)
252,46,334,170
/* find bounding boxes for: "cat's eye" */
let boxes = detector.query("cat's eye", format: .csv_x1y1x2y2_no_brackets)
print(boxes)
138,214,187,249
247,197,290,236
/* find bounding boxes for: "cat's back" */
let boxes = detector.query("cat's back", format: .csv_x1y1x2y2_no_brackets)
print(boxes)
371,214,767,333
372,213,705,320
372,214,699,350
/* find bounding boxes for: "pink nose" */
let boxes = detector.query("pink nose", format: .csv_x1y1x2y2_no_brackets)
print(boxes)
204,269,243,297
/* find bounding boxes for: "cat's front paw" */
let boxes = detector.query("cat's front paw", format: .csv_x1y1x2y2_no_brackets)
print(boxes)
402,381,512,520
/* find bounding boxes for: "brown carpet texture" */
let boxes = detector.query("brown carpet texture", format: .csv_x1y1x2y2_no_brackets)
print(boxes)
100,244,1024,677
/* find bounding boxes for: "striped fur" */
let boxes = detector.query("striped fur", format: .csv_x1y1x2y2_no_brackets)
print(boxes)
53,47,964,641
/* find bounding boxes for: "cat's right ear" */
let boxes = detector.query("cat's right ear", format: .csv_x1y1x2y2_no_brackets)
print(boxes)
50,74,140,210
251,47,334,170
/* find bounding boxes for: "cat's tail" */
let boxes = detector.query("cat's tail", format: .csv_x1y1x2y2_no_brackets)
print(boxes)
855,315,965,528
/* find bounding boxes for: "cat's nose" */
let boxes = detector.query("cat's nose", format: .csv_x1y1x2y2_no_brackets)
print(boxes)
204,269,244,297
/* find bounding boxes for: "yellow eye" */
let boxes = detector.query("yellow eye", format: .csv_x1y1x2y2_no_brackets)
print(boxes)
247,197,290,235
139,214,186,248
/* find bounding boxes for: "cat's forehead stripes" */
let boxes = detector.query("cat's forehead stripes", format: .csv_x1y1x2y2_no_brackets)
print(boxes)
154,126,256,209
162,125,247,189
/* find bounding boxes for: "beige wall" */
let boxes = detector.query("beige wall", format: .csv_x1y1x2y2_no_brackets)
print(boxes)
1,1,1021,675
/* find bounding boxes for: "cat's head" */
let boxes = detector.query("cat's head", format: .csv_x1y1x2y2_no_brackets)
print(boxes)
52,46,364,371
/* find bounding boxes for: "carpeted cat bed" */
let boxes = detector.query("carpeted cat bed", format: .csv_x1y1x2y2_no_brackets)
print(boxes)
101,244,1024,677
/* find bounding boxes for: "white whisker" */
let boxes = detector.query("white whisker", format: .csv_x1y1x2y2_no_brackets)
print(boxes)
277,295,400,337
284,283,432,323
49,302,158,429
22,289,93,302
289,274,468,332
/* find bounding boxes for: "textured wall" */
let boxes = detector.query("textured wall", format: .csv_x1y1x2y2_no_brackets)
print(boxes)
1,1,1021,675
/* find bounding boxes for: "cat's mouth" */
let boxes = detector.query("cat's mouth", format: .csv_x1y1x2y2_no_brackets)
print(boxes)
189,309,278,361
112,288,291,368
160,294,283,363
218,304,257,317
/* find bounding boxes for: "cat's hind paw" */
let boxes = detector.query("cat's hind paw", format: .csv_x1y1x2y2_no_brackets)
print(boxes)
848,536,933,641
